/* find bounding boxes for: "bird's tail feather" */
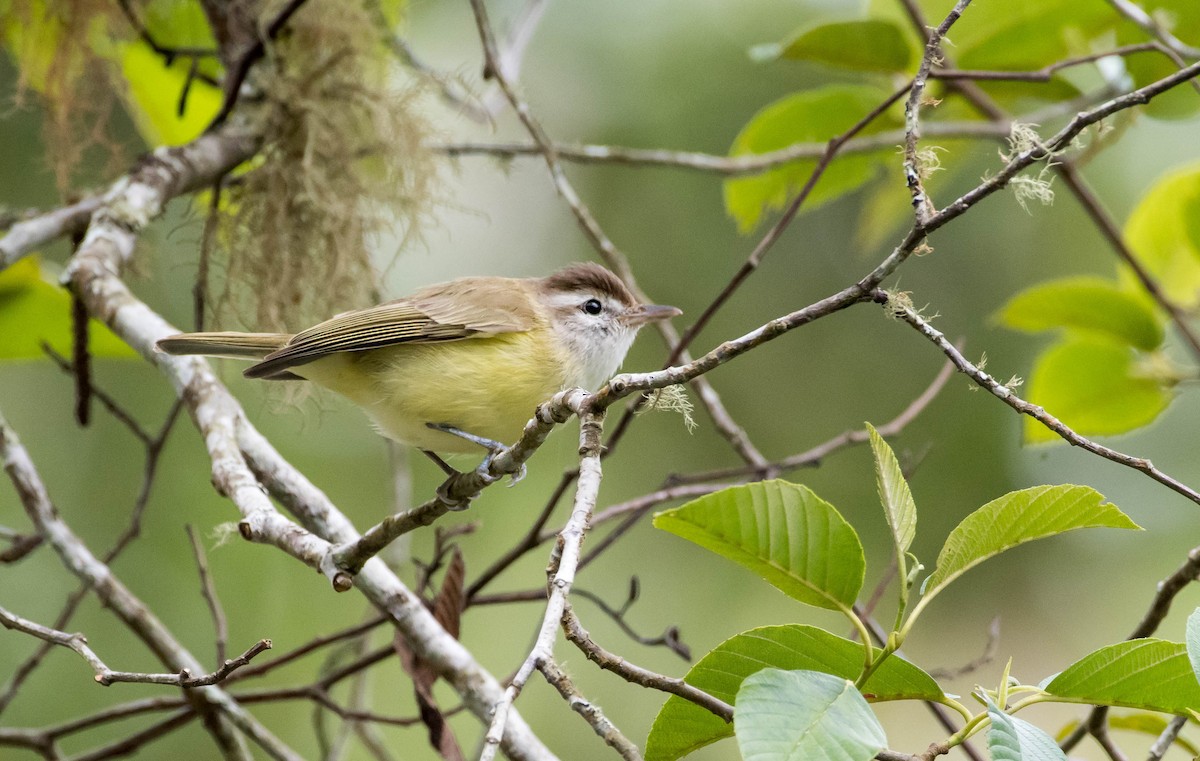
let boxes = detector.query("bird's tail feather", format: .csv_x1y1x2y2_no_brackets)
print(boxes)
156,332,290,360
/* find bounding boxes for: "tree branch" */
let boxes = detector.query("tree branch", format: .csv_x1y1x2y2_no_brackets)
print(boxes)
878,291,1200,508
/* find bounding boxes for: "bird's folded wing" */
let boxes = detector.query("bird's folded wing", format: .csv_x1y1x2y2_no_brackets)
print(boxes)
243,293,536,379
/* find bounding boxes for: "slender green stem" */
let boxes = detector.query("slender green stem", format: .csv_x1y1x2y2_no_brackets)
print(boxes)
944,710,990,748
843,605,876,676
856,642,896,689
938,695,974,723
892,549,910,635
945,692,1056,749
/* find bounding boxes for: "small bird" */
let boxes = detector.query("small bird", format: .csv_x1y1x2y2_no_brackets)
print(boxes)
157,263,680,456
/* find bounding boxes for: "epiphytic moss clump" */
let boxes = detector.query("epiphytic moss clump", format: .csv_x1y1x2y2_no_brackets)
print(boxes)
3,0,128,192
212,0,439,332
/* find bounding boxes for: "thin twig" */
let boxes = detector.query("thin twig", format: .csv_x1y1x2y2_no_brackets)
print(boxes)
879,291,1200,507
561,602,732,721
188,524,230,664
478,398,604,761
1145,715,1188,761
665,81,912,368
903,0,974,226
538,659,643,761
435,121,1008,176
0,411,296,761
931,42,1173,82
1103,0,1200,59
0,604,270,687
207,0,314,130
572,587,691,661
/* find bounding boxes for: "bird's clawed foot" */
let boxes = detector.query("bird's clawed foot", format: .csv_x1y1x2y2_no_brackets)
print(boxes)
425,423,526,486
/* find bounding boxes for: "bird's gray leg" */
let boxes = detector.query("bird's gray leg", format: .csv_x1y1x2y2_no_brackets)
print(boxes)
425,423,527,485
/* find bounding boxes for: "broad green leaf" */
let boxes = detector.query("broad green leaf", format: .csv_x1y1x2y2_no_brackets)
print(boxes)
724,85,900,232
1045,639,1200,715
770,20,913,73
645,625,941,761
866,423,916,557
736,670,886,761
1123,163,1200,309
1024,339,1172,444
120,43,223,146
654,480,864,611
923,485,1138,601
953,2,1115,71
948,0,1113,106
1056,713,1200,755
0,257,135,360
987,698,1067,761
1187,608,1200,683
997,276,1164,351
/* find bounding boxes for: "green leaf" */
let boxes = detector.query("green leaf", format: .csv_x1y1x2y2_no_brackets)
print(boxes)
736,670,886,761
1024,338,1172,444
774,20,913,73
1123,163,1200,309
1045,639,1200,715
724,85,899,232
946,0,1113,106
120,42,223,146
0,257,135,360
645,625,941,761
997,276,1165,351
954,2,1115,71
866,423,916,557
987,698,1067,761
923,485,1138,602
1186,608,1200,683
654,480,864,611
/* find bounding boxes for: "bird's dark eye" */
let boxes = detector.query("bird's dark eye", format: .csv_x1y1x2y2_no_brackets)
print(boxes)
582,298,603,315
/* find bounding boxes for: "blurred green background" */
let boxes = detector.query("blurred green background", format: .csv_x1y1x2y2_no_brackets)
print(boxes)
4,0,1200,759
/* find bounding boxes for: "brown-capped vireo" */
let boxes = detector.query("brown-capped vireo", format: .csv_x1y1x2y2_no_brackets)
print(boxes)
157,263,680,455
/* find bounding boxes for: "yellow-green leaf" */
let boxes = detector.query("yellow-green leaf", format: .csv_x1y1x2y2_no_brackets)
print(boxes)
0,257,135,360
772,20,914,73
923,485,1138,603
1045,639,1200,716
724,85,899,232
1123,163,1200,309
120,42,223,146
654,481,864,612
1024,338,1172,443
996,276,1165,351
867,423,916,558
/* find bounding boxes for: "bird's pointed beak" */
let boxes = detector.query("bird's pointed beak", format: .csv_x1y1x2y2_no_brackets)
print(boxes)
621,303,682,327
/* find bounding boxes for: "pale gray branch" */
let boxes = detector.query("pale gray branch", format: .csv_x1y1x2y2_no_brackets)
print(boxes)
0,412,291,761
0,196,103,269
479,400,604,761
0,604,270,687
538,659,643,761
